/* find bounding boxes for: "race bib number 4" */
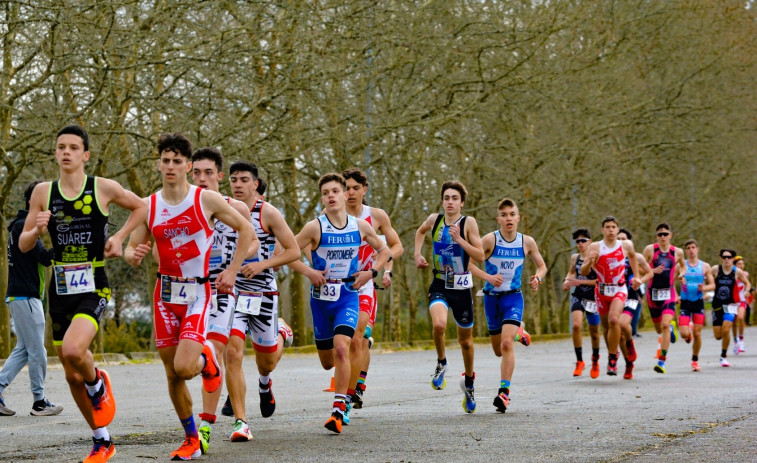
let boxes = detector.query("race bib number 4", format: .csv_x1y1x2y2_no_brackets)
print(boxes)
582,299,598,314
651,288,671,301
724,303,739,315
160,275,197,304
54,263,95,295
236,291,262,315
446,271,473,290
312,283,341,301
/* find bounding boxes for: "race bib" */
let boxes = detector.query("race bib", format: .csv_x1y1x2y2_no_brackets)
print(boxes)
446,271,473,290
625,299,639,311
602,284,620,297
236,291,262,315
209,289,219,315
651,288,671,301
724,303,739,315
312,283,341,301
582,299,597,314
160,275,197,304
54,263,95,295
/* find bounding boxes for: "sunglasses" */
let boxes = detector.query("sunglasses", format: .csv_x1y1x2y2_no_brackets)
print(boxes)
657,232,670,237
575,239,589,244
721,255,733,259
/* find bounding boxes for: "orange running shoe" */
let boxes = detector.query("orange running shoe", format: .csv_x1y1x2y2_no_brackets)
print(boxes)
691,361,701,372
626,339,637,363
516,324,531,347
590,356,600,379
573,361,585,377
83,437,116,463
88,369,116,428
201,342,222,394
170,436,201,461
324,411,343,434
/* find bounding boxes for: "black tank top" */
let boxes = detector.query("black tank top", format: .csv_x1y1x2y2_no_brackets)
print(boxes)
47,176,109,289
712,266,736,309
574,255,596,300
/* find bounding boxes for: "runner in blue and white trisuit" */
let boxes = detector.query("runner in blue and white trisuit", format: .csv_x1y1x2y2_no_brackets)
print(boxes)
678,239,715,372
291,173,390,434
709,249,750,367
470,198,546,413
414,181,484,414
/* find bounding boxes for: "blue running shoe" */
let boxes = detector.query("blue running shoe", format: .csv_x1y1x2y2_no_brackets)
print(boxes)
654,360,666,374
343,402,351,425
459,375,476,413
431,363,447,390
670,321,677,344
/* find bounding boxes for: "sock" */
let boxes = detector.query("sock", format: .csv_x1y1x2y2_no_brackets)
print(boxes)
259,375,270,393
739,335,744,341
659,355,667,362
438,357,447,366
346,389,355,400
464,373,474,389
93,427,110,441
500,379,511,391
592,348,600,359
692,355,698,362
609,353,617,362
721,349,727,358
333,394,347,414
85,369,102,397
180,415,197,438
356,382,366,392
357,371,367,386
661,349,668,357
198,413,216,425
575,347,583,362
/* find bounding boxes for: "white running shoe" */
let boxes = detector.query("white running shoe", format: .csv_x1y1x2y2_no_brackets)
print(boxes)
720,357,731,367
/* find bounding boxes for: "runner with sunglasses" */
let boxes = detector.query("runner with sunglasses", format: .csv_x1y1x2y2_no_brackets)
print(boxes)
710,249,750,367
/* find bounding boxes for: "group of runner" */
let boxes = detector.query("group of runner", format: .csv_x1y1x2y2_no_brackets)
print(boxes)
565,219,752,381
17,124,753,462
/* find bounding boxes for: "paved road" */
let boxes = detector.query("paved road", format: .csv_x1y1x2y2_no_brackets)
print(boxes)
0,327,756,462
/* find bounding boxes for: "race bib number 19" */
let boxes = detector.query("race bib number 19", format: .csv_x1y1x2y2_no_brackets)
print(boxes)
54,263,95,295
602,285,619,297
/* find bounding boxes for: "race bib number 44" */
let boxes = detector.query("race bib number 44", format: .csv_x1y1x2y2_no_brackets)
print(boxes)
54,263,95,295
160,275,197,304
312,283,341,301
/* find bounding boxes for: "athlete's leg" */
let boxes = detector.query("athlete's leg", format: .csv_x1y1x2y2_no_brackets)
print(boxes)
348,311,370,392
737,305,746,336
158,345,194,421
721,320,732,353
200,338,226,417
571,310,584,358
430,302,448,361
618,312,633,360
173,338,206,380
457,326,474,377
606,298,624,356
692,323,703,357
659,312,674,352
225,335,247,422
490,333,502,356
499,323,520,383
58,317,98,429
332,334,352,395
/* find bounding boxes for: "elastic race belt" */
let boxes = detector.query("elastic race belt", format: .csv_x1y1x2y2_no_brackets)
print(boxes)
156,272,210,284
484,289,521,297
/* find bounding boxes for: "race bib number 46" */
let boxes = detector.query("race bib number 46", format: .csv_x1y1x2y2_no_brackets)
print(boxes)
446,271,473,290
651,288,671,301
54,263,95,295
312,283,341,301
160,275,197,304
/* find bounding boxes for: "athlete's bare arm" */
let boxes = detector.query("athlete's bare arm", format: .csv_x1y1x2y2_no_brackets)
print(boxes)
240,204,300,279
97,177,149,258
469,232,501,287
456,216,485,263
18,183,52,253
580,242,600,276
414,213,437,269
622,240,641,289
702,261,716,292
674,247,686,280
636,252,654,285
563,254,579,291
290,219,328,286
230,197,258,259
373,208,404,287
523,235,547,291
736,268,751,292
351,219,392,290
124,197,153,267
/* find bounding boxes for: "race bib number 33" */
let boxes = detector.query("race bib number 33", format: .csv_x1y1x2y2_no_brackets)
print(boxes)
54,263,95,295
312,283,341,301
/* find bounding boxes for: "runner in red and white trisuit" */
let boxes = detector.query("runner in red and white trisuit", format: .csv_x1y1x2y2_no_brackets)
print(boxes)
581,216,641,376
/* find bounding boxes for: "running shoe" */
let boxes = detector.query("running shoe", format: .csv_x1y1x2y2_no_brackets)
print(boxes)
573,361,585,377
669,321,677,344
324,411,343,434
739,339,745,353
229,419,253,442
351,386,364,409
343,401,351,425
170,436,201,460
720,357,730,367
459,375,476,413
221,395,233,417
259,380,276,418
368,336,374,349
626,339,638,363
88,369,116,428
516,324,531,347
0,393,16,416
278,318,294,348
654,360,666,374
201,342,222,394
431,362,447,390
198,424,211,454
30,398,63,416
623,363,634,380
733,338,740,355
493,392,510,413
83,437,115,463
691,361,701,372
607,360,617,376
590,356,600,379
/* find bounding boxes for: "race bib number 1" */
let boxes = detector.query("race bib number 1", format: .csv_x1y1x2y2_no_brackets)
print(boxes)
160,275,197,304
54,263,95,295
446,271,473,290
312,283,341,301
651,288,671,301
236,291,262,315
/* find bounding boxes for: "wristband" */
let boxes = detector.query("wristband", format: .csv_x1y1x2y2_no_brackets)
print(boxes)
385,271,393,277
536,276,542,283
370,268,378,278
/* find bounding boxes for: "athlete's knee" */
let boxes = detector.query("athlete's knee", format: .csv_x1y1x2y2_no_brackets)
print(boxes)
500,337,514,353
572,321,582,333
256,355,276,375
432,319,447,333
458,337,473,351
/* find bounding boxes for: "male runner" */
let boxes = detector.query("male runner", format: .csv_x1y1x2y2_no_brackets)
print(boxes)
342,168,403,414
732,256,751,354
291,173,390,433
642,223,685,374
469,198,545,413
189,148,256,452
414,181,484,413
562,228,601,378
679,239,715,371
125,133,255,460
710,249,750,366
19,125,147,462
226,161,300,441
581,216,641,376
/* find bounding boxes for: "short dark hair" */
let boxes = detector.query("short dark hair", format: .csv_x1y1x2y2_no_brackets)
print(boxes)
601,216,618,227
440,181,467,203
229,161,258,179
23,180,43,210
257,177,267,195
618,228,632,240
342,167,368,187
684,239,698,248
318,173,346,191
572,228,591,240
498,198,517,210
191,147,223,171
56,125,89,151
720,248,737,258
157,133,193,159
656,222,671,232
